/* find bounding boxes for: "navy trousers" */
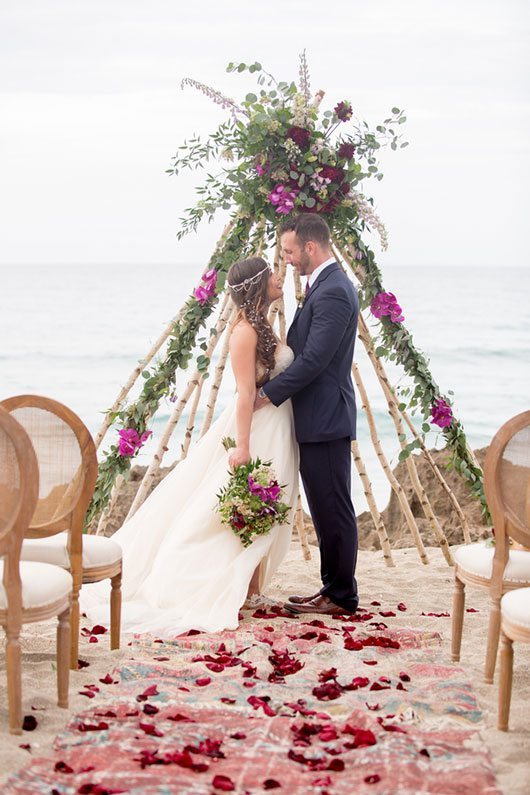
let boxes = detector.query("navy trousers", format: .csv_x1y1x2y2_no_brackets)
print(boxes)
299,437,358,612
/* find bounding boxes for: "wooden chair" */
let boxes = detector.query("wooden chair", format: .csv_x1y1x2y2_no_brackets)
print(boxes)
451,410,530,683
0,406,72,734
498,587,530,730
0,395,122,670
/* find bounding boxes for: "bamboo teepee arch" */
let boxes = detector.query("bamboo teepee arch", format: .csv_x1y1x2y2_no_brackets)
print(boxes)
86,58,485,567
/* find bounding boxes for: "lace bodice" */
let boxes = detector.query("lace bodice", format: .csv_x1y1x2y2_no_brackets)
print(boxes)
256,344,294,384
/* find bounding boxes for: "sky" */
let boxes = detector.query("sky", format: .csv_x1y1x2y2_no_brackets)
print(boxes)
0,0,529,268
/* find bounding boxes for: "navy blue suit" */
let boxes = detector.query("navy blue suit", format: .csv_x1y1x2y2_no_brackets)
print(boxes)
263,262,359,611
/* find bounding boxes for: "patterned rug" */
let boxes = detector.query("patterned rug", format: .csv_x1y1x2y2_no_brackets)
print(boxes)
4,601,499,794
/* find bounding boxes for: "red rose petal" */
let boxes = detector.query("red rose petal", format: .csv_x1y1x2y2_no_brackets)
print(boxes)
213,774,235,791
153,656,170,661
466,608,479,613
167,713,195,722
54,761,74,774
220,698,236,704
263,780,281,789
136,684,159,701
139,722,164,737
19,743,31,751
230,732,246,740
22,715,37,731
421,611,450,617
142,703,159,715
399,672,411,682
90,624,108,635
397,602,407,611
370,601,381,606
88,636,98,643
76,721,109,732
99,673,114,685
365,774,381,784
247,695,276,716
77,659,90,669
195,677,212,687
379,611,396,617
363,660,378,666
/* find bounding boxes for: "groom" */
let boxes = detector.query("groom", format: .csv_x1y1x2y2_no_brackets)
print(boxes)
257,213,359,616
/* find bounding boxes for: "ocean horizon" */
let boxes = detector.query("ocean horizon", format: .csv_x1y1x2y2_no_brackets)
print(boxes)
1,262,528,514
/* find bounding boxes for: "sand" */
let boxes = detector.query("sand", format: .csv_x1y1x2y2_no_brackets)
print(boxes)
1,543,529,794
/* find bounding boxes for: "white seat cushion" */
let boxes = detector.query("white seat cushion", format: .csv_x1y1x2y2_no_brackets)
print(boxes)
0,561,72,610
454,542,530,583
502,588,530,630
21,532,122,570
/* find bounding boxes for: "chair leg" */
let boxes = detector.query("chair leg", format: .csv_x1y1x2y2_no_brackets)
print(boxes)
451,575,466,662
5,628,23,735
69,589,80,670
110,569,122,650
484,595,502,683
497,631,514,731
57,607,71,708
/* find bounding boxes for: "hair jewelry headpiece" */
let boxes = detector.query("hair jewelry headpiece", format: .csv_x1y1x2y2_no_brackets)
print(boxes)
227,264,270,292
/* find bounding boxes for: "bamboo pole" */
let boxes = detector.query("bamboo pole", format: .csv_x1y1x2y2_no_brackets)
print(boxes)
352,362,429,564
200,309,237,437
126,296,234,520
93,220,237,452
350,440,394,567
356,314,472,544
357,314,454,566
295,495,311,561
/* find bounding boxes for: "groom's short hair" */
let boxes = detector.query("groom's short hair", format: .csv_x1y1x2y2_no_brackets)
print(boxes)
280,214,331,248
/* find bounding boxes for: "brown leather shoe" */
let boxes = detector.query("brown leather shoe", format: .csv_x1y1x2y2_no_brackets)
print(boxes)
288,592,321,605
284,595,357,616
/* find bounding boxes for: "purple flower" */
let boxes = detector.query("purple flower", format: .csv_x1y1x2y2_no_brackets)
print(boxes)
430,398,453,429
268,184,299,215
370,292,404,323
118,428,152,457
194,269,217,305
334,101,353,122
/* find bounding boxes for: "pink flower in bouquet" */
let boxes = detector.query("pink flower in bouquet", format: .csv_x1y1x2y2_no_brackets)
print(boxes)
286,125,312,151
338,142,356,160
118,428,152,457
268,184,299,215
430,398,453,428
335,101,353,122
370,292,404,323
194,268,217,305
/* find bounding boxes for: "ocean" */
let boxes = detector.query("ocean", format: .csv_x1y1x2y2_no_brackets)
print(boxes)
1,263,528,513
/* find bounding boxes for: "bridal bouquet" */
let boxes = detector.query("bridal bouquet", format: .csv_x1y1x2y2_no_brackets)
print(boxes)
218,438,290,548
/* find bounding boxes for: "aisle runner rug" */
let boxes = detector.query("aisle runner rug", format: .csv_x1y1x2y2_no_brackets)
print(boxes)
4,604,499,794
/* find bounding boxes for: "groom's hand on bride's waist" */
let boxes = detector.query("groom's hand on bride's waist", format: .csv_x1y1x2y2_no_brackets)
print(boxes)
254,386,271,411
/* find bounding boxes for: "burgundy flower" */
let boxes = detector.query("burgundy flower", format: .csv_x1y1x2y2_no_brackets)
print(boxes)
286,125,312,151
335,101,353,121
319,165,345,184
230,511,246,530
338,142,356,160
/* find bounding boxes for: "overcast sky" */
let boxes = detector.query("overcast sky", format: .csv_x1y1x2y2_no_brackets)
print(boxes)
1,0,528,268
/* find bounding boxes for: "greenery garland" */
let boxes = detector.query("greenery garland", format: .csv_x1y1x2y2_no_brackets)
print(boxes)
87,53,487,528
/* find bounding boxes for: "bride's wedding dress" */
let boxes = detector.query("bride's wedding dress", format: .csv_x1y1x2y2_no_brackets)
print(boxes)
81,344,299,636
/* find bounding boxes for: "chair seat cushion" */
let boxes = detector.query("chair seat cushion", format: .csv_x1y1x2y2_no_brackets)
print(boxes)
21,532,122,570
0,561,72,610
502,588,530,629
454,542,530,583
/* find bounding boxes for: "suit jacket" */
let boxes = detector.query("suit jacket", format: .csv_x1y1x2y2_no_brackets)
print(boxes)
263,262,358,443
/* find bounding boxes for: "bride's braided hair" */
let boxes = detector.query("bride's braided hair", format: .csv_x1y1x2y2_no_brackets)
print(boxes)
227,257,277,384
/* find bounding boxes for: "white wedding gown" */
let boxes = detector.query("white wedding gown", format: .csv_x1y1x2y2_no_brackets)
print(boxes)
81,345,299,637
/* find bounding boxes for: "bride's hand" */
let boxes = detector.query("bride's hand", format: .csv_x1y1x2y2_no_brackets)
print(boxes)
228,446,251,469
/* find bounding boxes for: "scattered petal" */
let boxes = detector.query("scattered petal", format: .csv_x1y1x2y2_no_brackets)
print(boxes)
22,715,37,731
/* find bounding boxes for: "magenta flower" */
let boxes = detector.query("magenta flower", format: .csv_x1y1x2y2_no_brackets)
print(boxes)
248,475,268,501
266,481,281,502
118,428,152,457
334,101,353,122
370,292,404,323
430,398,453,429
255,159,270,176
194,268,217,305
268,184,299,215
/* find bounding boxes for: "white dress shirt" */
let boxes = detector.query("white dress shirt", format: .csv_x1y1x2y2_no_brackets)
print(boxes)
307,256,336,289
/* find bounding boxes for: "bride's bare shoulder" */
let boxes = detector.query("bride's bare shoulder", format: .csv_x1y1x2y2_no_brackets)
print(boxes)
230,318,258,348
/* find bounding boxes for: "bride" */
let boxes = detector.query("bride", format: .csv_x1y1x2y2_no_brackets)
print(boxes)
81,257,299,636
